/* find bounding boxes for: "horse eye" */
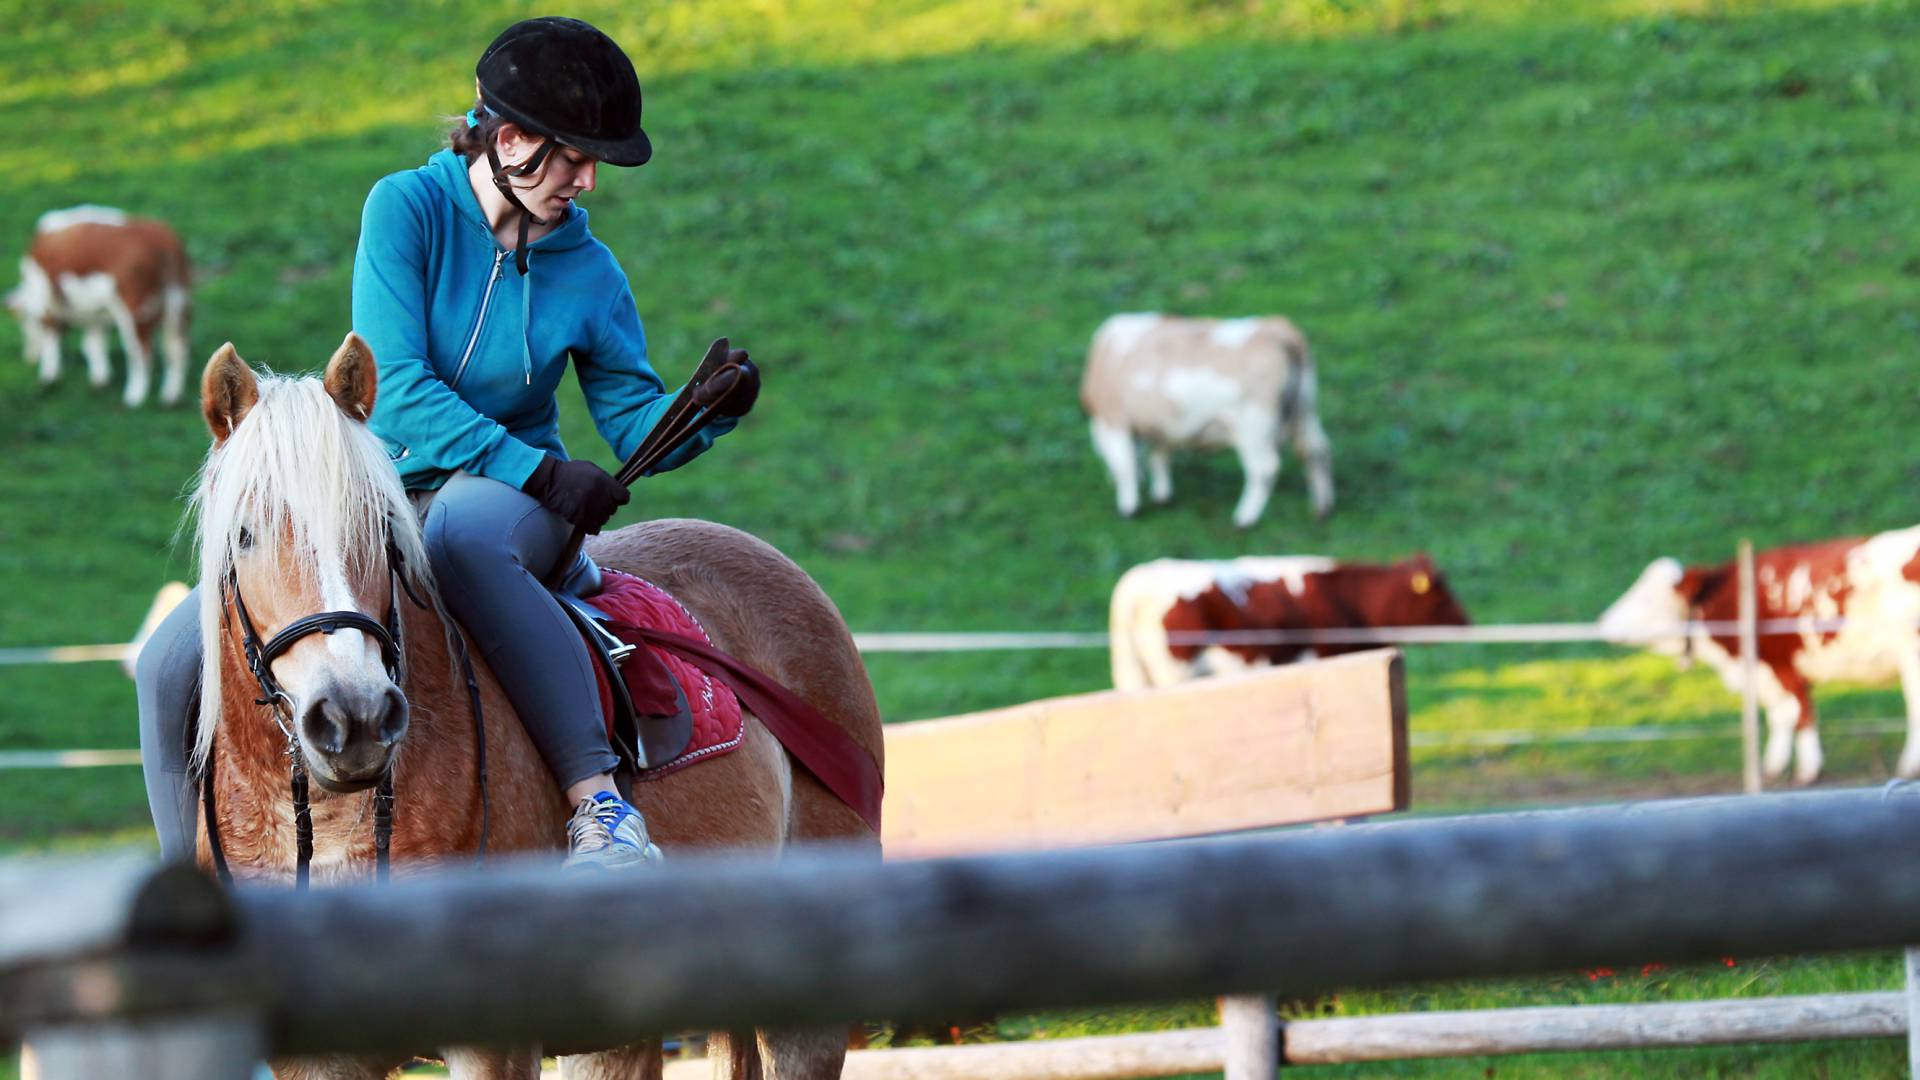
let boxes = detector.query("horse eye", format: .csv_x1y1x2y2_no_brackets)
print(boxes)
237,527,254,551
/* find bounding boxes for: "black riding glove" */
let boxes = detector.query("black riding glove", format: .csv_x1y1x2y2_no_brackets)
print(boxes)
693,349,760,418
523,455,630,534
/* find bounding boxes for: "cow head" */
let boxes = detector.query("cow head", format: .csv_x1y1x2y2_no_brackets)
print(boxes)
1400,553,1471,627
1598,557,1692,657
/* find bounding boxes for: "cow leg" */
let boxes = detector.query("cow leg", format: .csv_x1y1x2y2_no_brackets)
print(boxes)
80,324,112,388
1896,651,1920,779
1146,447,1174,505
1090,419,1140,518
1230,416,1281,529
1759,675,1803,783
1293,413,1335,520
1762,668,1820,786
111,294,151,408
159,288,189,406
35,323,60,384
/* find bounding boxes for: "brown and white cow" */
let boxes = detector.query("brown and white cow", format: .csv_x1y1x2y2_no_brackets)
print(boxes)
1598,527,1920,785
1080,313,1334,529
7,206,191,407
1109,554,1468,689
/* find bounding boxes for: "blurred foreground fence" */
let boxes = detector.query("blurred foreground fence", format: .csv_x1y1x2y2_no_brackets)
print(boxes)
7,787,1920,1077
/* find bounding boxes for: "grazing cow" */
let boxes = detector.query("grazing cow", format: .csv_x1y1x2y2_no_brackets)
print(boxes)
1080,313,1334,529
1109,553,1468,689
7,206,190,407
1598,527,1920,785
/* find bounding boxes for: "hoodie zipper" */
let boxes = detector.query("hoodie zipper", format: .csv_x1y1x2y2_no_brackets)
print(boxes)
451,250,510,389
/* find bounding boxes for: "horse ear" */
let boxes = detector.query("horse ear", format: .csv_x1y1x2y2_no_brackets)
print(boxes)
202,342,258,445
324,332,378,421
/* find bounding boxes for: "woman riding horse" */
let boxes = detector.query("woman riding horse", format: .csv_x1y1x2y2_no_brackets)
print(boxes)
136,16,757,869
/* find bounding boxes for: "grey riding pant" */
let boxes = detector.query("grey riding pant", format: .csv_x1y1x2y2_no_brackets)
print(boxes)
134,471,620,859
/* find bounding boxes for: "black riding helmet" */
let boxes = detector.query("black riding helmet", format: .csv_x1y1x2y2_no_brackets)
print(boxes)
474,17,650,272
476,16,652,167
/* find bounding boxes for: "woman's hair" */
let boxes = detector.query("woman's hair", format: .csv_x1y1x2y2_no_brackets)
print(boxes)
449,99,508,161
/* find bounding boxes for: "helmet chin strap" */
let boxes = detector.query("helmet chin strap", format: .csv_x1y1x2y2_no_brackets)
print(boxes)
486,134,558,276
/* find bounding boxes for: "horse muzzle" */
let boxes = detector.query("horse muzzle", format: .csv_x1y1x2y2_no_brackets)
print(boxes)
299,683,408,792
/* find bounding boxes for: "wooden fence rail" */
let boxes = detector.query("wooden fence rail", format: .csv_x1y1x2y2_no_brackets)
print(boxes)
630,992,1903,1079
6,787,1920,1073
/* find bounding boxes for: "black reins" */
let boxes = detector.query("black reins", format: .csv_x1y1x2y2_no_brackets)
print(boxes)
203,533,490,888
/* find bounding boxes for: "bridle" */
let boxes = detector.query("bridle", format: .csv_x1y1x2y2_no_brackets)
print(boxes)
204,531,489,888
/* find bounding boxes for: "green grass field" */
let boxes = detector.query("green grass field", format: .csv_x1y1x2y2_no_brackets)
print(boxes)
5,0,1920,1074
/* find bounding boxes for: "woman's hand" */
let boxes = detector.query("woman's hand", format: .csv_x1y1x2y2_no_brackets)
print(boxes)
523,455,630,534
693,352,759,417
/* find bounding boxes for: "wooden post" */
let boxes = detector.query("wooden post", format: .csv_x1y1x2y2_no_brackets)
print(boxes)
1219,995,1278,1079
1738,539,1761,795
24,1012,265,1080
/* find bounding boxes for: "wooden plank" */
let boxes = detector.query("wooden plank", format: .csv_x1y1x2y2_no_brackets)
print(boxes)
1284,991,1906,1063
635,992,1908,1079
646,1031,1227,1080
881,649,1405,857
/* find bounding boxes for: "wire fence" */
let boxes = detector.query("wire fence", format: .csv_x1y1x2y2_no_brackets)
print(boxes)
0,598,1894,770
0,616,1867,666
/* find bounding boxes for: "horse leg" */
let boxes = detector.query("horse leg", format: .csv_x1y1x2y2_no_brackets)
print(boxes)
445,1045,542,1079
755,1027,846,1080
558,1039,662,1080
705,1030,763,1080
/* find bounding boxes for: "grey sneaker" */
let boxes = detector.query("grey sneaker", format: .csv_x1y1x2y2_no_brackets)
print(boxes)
563,790,664,870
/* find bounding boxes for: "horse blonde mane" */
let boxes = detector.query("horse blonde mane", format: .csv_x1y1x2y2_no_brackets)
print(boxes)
190,371,435,770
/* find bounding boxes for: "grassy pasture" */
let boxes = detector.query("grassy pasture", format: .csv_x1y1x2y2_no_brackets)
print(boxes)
4,0,1920,1074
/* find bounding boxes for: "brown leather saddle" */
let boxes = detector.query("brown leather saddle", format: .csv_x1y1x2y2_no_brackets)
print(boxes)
556,584,694,775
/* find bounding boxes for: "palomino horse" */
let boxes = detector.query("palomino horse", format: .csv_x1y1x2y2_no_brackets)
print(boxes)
193,335,883,1079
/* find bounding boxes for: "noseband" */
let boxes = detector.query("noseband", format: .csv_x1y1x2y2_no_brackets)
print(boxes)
207,535,410,888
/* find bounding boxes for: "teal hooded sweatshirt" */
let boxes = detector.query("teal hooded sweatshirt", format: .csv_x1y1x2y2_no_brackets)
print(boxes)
351,149,733,492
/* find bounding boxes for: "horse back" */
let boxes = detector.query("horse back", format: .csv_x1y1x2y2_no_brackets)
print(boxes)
586,518,884,846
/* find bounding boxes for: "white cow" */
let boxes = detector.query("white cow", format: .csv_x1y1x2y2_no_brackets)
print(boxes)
1079,313,1333,528
7,206,191,407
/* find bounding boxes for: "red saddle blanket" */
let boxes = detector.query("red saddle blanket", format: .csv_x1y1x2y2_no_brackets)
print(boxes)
579,569,884,830
584,570,744,777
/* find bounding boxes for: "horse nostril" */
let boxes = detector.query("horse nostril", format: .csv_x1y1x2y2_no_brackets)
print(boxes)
300,697,349,755
376,687,409,747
